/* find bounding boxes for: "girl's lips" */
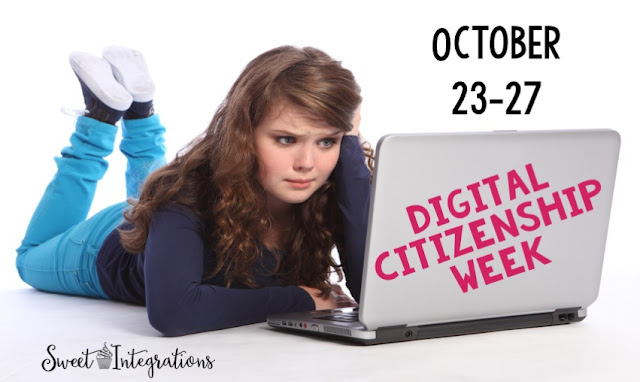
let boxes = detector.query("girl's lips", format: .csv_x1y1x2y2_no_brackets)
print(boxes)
286,179,313,189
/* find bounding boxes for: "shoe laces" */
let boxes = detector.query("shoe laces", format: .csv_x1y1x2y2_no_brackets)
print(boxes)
59,107,87,118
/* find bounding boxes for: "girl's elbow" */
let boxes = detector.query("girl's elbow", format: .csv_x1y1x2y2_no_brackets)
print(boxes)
147,304,191,337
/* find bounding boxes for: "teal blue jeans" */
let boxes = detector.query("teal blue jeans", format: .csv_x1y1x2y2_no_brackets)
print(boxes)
16,115,166,298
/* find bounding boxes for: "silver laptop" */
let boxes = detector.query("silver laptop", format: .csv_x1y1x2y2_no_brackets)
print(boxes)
267,129,620,345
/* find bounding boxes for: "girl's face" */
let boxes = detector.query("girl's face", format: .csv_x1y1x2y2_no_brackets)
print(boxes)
254,102,344,215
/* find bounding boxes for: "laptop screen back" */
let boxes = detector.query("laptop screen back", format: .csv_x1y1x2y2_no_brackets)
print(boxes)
359,130,620,330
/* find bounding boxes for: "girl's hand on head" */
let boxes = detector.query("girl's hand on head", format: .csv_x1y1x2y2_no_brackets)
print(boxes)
299,284,358,311
345,104,361,137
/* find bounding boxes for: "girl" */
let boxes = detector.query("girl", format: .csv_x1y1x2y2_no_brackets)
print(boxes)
15,45,373,337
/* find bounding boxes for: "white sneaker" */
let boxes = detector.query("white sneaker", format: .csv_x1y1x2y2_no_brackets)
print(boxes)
102,46,155,103
69,52,133,111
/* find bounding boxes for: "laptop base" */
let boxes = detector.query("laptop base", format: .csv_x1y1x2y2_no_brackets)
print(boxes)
268,308,585,345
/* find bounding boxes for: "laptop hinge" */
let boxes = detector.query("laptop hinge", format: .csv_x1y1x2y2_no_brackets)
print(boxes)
413,307,586,340
374,325,419,343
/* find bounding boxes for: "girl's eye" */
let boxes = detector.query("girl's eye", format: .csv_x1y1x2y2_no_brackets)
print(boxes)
319,138,337,148
277,136,295,145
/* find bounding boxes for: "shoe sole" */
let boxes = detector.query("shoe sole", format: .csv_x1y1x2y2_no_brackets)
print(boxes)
102,46,155,103
69,52,133,111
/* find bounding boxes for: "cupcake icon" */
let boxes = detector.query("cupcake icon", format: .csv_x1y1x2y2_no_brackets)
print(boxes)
96,342,113,369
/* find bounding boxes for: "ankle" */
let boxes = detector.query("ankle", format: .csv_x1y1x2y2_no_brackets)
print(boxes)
85,104,125,125
123,100,154,120
77,76,125,124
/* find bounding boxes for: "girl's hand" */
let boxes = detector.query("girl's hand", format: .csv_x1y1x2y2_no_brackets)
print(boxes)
346,104,361,137
299,284,358,310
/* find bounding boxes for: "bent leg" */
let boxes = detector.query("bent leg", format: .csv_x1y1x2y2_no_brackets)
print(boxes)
16,116,118,297
17,116,117,254
120,114,167,199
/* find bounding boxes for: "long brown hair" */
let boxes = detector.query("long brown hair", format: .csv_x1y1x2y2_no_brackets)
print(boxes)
120,46,372,296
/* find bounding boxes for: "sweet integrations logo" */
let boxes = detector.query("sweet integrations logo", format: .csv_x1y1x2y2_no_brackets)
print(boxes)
41,342,215,378
374,162,602,293
96,342,113,369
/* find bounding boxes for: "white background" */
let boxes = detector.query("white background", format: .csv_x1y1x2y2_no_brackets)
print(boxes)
0,0,638,380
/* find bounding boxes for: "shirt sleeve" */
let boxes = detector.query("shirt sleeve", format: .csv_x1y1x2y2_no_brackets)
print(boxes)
333,135,372,302
144,206,315,337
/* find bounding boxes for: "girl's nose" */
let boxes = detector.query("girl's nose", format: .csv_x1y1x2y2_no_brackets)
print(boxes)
293,145,314,171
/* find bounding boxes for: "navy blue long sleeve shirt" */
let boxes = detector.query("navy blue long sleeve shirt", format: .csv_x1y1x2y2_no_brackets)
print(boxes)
96,135,371,336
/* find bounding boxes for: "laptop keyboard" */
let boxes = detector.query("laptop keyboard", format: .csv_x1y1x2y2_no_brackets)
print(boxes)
316,310,359,323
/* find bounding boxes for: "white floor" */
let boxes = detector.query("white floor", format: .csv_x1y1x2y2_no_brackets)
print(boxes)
1,270,638,382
